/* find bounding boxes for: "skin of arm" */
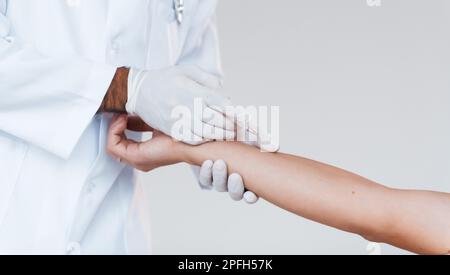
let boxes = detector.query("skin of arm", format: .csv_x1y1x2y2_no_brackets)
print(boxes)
107,115,450,255
98,67,129,113
182,142,450,255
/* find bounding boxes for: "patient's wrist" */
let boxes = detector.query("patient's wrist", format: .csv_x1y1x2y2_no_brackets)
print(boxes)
174,141,204,166
176,142,195,165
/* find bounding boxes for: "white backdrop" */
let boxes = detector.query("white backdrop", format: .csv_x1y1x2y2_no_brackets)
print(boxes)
140,0,450,255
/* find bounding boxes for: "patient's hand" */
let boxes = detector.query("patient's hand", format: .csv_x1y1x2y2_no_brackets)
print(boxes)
107,115,183,172
107,115,260,204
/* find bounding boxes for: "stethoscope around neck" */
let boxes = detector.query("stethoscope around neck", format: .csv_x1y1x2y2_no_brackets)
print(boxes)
174,0,184,24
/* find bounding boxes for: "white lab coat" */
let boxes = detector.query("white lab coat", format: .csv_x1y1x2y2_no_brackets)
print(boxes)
0,0,223,255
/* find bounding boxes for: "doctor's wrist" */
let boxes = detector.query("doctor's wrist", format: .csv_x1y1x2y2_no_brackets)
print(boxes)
98,67,129,113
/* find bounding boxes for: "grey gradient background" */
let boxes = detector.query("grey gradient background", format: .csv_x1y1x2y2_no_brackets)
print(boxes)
139,0,450,254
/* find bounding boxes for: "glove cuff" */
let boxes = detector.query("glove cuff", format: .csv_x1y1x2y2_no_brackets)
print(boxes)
125,68,142,115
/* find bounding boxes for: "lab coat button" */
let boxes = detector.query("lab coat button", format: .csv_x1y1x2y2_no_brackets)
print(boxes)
86,182,96,194
110,40,120,55
66,242,81,255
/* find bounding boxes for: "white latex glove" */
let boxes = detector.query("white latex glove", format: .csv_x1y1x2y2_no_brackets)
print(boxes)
195,160,259,204
127,66,259,203
126,66,235,145
235,110,281,153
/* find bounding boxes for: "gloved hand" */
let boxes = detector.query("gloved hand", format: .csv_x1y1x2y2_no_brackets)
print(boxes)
196,159,259,204
126,66,259,203
126,66,235,145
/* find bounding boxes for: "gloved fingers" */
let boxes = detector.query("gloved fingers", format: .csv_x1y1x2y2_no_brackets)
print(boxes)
212,160,228,192
247,126,280,153
197,123,235,141
181,65,223,89
258,132,280,153
187,80,231,111
190,115,234,140
205,92,232,113
187,82,234,131
179,128,209,145
235,110,258,135
235,113,280,152
243,191,259,204
203,107,235,131
183,135,209,146
198,160,214,189
227,173,245,201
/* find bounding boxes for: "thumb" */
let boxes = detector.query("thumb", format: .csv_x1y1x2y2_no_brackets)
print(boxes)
107,115,138,163
181,65,223,89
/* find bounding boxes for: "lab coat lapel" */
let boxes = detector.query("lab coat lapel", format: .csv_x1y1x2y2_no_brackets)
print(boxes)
0,0,6,14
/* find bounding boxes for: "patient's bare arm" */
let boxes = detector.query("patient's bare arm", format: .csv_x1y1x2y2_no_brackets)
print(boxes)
107,115,450,255
180,141,450,255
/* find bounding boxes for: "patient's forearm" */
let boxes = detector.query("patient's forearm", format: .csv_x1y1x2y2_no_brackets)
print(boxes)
181,142,450,254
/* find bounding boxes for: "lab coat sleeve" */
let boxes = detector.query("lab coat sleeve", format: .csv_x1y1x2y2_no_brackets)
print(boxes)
178,6,224,81
0,11,117,159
